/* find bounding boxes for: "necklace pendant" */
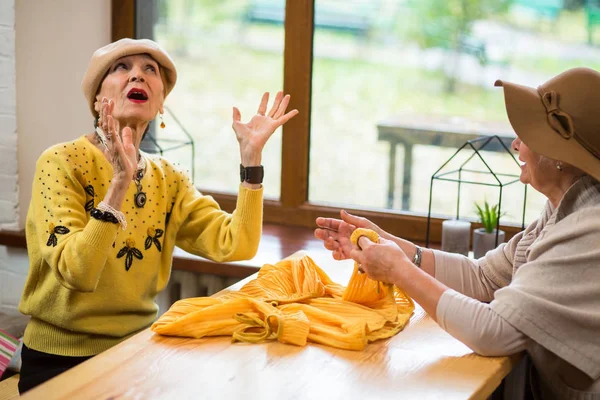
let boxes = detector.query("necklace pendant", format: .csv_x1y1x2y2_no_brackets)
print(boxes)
134,191,147,208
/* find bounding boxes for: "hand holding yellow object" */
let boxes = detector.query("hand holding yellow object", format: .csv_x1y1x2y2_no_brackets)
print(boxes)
349,228,414,285
350,228,380,274
314,210,382,261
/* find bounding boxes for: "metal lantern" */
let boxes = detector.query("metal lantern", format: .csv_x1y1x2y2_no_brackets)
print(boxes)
425,135,527,248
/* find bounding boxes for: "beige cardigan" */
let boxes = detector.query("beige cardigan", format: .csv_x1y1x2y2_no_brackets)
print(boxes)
482,176,600,398
434,176,600,399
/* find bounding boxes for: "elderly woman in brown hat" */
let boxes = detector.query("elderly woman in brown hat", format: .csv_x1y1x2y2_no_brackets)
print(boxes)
17,38,297,393
315,68,600,399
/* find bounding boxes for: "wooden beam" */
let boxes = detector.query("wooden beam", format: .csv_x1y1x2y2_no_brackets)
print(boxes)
280,0,313,208
111,0,136,41
0,230,26,248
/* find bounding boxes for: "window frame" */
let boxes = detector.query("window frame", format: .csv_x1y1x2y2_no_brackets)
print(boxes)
112,0,523,243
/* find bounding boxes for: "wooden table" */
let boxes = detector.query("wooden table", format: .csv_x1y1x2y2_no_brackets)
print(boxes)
377,115,515,210
21,251,519,400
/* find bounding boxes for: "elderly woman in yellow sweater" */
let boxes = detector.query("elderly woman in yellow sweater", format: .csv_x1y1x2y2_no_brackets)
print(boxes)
17,38,297,393
316,68,600,399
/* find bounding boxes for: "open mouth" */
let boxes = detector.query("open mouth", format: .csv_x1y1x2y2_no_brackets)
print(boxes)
127,88,148,102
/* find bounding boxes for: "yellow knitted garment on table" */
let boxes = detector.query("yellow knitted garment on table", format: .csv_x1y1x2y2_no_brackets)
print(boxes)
152,230,415,351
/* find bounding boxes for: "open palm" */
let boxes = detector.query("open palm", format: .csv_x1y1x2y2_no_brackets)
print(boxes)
232,91,298,165
314,218,357,261
315,210,383,261
97,98,137,183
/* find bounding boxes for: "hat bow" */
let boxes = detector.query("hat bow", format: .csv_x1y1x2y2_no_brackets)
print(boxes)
538,88,575,140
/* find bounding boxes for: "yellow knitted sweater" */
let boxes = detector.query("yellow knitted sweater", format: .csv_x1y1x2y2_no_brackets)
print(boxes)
19,136,263,357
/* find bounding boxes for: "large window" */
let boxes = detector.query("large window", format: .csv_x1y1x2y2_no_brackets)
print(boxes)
137,0,285,198
120,0,600,241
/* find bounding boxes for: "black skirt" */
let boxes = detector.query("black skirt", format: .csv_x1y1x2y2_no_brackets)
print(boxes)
18,344,92,394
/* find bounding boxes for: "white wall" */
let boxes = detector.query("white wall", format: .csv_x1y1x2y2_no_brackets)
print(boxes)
16,0,112,228
0,0,18,230
0,0,111,314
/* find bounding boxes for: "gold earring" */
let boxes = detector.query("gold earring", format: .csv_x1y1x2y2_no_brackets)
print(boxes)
159,113,165,129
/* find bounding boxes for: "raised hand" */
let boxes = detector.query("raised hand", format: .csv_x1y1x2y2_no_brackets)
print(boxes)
232,91,299,166
96,97,138,187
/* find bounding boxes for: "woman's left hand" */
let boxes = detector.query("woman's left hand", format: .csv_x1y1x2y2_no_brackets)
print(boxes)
232,91,299,166
350,237,412,284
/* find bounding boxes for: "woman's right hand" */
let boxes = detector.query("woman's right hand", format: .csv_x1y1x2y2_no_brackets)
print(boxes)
96,97,137,188
314,210,380,260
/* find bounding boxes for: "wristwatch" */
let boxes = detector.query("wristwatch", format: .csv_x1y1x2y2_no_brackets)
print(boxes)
240,164,264,184
412,245,423,268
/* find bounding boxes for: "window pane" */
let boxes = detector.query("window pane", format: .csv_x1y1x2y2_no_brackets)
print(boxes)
309,0,599,224
137,0,285,198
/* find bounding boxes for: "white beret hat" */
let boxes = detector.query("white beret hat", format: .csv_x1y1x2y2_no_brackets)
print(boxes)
81,38,177,118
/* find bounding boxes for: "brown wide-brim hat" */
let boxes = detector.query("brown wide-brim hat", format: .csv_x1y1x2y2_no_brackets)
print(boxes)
495,67,600,182
81,38,177,119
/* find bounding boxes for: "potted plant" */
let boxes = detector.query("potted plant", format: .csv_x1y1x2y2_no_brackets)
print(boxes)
472,200,505,258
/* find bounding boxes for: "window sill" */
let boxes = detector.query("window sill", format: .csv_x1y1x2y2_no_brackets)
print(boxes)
171,224,332,278
0,225,333,279
0,225,435,279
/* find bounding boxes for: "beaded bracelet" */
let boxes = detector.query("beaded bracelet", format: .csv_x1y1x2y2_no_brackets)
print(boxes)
90,208,119,223
97,201,127,230
91,201,127,230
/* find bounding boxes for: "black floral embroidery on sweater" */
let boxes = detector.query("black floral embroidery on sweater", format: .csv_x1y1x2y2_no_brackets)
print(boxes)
84,185,96,212
117,238,143,271
46,223,70,247
145,227,163,252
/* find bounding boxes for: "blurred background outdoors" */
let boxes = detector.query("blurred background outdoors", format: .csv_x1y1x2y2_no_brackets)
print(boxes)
140,0,600,225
